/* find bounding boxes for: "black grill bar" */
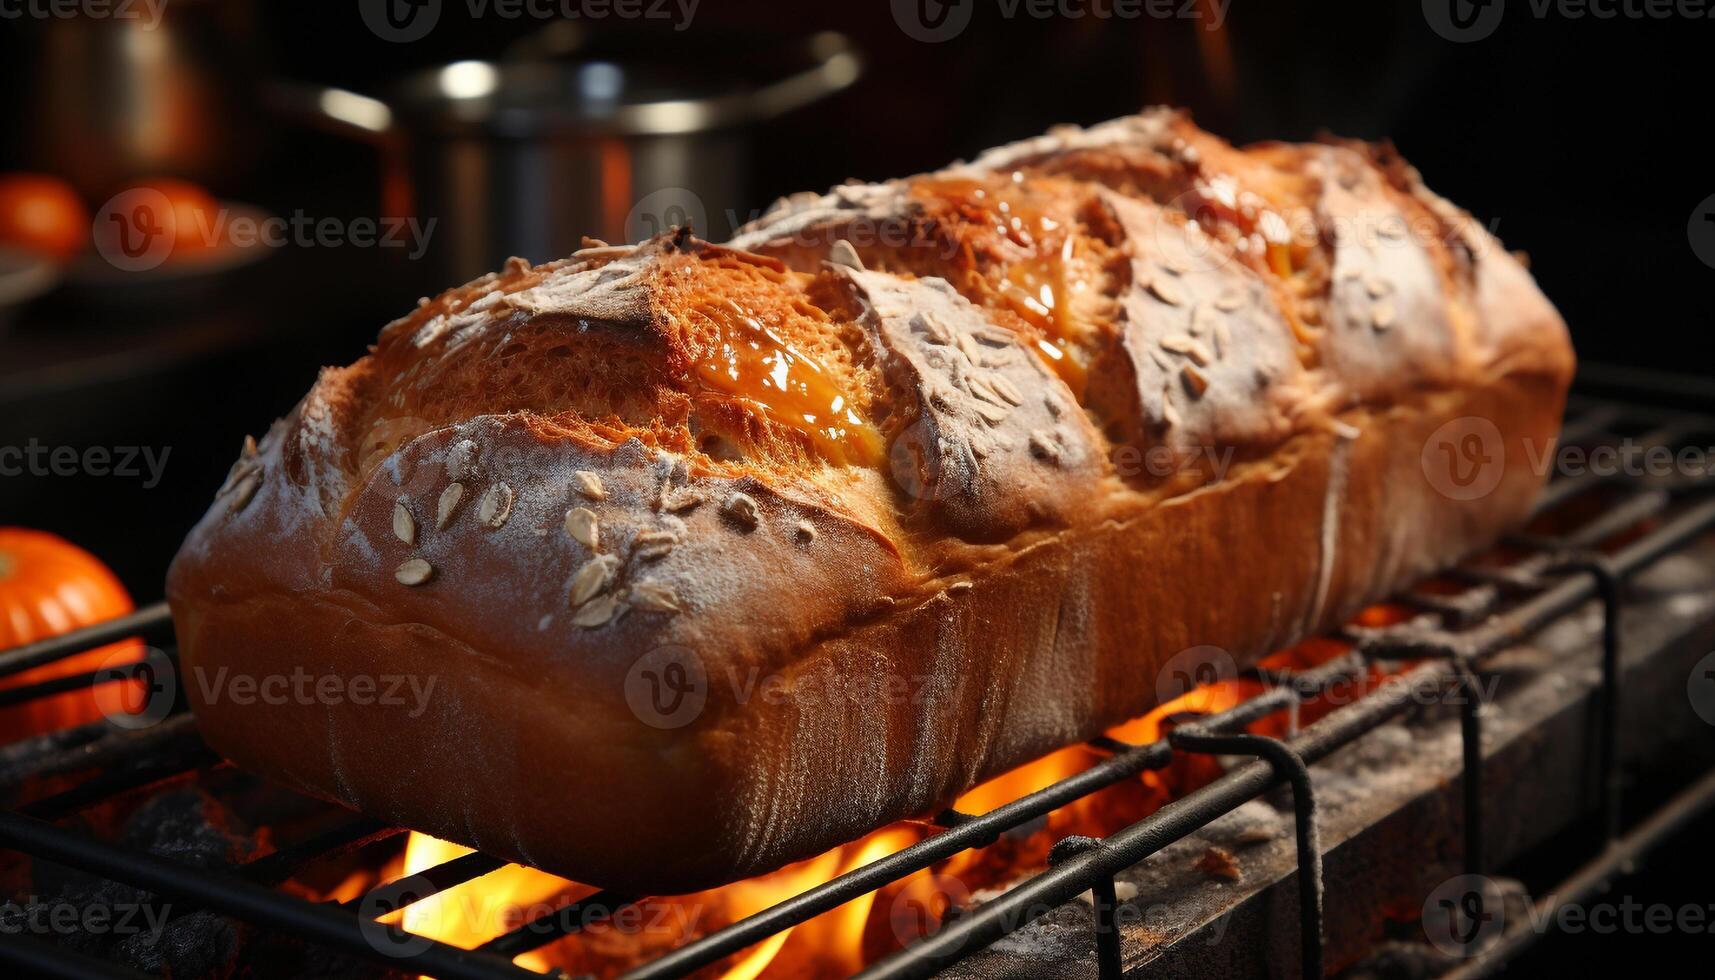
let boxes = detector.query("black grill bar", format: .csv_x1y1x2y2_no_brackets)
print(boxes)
857,656,1452,980
1166,731,1323,980
855,463,1715,979
479,889,641,958
0,809,541,980
237,818,398,887
617,653,1362,980
0,393,1710,980
1440,764,1715,979
344,851,511,916
0,602,172,680
0,715,198,792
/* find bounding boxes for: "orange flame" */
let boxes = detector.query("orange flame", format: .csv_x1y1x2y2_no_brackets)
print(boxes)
338,605,1410,977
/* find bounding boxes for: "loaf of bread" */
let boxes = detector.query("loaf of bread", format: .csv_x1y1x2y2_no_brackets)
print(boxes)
166,110,1573,894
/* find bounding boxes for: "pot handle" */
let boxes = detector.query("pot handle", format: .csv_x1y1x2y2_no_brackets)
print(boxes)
261,81,399,145
747,31,864,120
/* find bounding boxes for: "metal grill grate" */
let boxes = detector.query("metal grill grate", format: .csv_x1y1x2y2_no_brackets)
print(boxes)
2,387,1713,980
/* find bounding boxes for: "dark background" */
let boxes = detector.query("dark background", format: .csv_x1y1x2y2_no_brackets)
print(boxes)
0,3,1711,974
2,0,1711,581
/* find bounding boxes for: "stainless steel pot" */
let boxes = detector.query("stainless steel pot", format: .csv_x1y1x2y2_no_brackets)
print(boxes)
269,30,861,285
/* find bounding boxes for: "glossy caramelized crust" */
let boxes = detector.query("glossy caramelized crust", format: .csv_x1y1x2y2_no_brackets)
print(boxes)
167,110,1573,893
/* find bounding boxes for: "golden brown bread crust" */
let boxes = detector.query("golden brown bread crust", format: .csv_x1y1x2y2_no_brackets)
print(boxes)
166,110,1573,893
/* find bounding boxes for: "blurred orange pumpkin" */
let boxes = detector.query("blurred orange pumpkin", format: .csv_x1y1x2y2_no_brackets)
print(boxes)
0,528,143,741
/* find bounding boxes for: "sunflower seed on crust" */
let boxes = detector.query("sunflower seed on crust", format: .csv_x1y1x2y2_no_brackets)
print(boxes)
478,482,514,528
956,333,987,365
721,492,760,531
967,375,1008,408
1214,288,1248,312
827,239,863,270
565,507,600,549
634,530,677,561
986,373,1024,406
973,401,1010,426
437,483,465,529
228,472,261,513
573,470,606,501
629,582,681,614
1159,334,1210,366
395,558,433,586
913,311,951,345
393,500,417,545
663,488,705,513
1371,300,1397,332
568,553,619,606
570,593,621,628
1147,276,1185,306
1364,274,1394,298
